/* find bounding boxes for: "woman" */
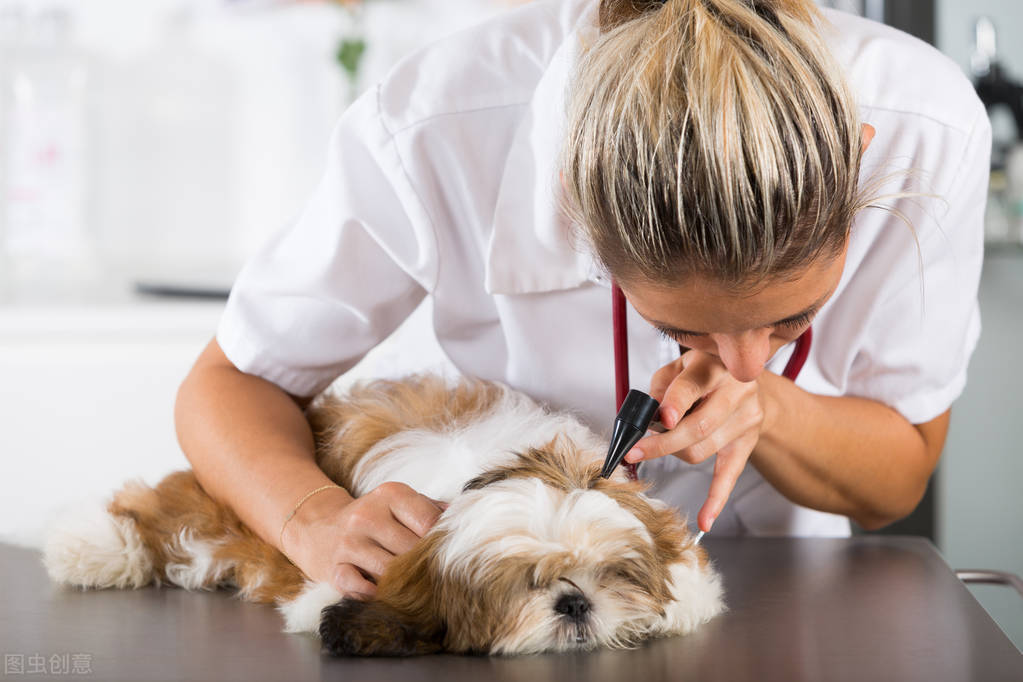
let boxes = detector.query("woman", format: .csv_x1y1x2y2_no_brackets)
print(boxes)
176,0,989,599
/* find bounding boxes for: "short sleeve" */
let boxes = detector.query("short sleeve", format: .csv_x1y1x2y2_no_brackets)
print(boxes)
217,87,438,398
845,110,991,424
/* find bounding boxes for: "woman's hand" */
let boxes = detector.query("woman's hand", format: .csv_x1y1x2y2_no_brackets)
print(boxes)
280,481,447,598
624,350,774,532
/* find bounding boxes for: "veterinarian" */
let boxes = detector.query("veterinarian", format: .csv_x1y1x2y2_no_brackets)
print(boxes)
175,0,989,599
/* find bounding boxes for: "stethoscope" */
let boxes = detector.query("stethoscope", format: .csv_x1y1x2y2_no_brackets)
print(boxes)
611,281,812,481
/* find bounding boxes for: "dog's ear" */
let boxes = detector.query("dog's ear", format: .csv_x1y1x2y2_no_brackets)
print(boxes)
319,598,445,656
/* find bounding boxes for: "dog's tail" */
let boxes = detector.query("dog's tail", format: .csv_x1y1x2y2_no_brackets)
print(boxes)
43,471,304,604
43,488,157,590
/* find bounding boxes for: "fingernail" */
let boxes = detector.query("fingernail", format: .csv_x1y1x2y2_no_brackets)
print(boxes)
661,408,678,429
624,446,643,463
706,516,716,532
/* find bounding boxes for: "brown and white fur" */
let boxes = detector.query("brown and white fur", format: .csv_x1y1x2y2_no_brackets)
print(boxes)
43,374,724,655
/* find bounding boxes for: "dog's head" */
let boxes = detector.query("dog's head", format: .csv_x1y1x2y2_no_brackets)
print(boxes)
319,436,724,656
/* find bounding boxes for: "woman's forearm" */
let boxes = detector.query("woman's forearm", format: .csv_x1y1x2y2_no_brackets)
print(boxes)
753,372,948,529
173,339,353,551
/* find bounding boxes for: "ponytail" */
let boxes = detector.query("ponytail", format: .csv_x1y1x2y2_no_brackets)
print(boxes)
563,0,870,287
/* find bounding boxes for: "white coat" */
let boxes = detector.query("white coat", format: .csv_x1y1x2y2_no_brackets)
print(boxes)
218,0,990,536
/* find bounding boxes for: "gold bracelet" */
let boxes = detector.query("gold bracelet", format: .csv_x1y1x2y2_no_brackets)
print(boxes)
279,484,342,555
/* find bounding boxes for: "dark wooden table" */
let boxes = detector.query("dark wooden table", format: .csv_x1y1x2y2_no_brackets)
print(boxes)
2,537,1020,681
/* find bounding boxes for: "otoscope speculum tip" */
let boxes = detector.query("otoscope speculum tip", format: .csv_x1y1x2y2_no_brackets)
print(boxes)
600,390,660,479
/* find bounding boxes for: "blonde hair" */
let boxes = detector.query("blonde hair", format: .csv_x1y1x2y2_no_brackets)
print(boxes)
561,0,874,288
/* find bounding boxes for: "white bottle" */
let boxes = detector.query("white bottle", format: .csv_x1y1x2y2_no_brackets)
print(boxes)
0,2,23,294
2,3,96,298
94,1,238,285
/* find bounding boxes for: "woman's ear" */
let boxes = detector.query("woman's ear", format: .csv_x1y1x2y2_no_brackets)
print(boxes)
862,123,876,154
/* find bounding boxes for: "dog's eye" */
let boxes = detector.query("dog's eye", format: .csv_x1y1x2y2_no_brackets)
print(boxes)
602,564,641,586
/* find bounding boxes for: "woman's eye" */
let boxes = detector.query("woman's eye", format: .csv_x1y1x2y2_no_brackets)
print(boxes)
777,313,815,331
655,327,692,342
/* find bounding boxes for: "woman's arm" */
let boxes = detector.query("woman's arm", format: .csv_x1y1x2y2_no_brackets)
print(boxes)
751,371,948,530
175,338,444,596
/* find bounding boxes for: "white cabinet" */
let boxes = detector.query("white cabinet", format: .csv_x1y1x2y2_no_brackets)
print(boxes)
0,293,448,549
0,297,222,547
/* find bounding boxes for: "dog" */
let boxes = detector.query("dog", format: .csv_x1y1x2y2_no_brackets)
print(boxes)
43,374,724,655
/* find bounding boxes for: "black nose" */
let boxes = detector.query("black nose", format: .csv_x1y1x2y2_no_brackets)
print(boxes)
554,593,591,621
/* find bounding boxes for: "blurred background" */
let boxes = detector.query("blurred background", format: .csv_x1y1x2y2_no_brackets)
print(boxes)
0,0,1019,649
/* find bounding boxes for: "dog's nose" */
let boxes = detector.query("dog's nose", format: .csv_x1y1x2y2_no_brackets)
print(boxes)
554,593,591,621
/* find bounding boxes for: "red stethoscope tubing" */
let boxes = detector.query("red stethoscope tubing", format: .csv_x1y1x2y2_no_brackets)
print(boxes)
612,282,812,480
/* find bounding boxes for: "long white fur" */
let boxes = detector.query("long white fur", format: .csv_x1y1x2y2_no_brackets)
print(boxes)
163,530,234,591
442,478,724,653
349,385,606,500
43,500,154,590
661,556,727,634
278,581,344,633
437,480,651,578
443,482,654,649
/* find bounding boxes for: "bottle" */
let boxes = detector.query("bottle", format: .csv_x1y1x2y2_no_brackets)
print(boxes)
1,2,97,299
95,0,238,286
0,2,25,297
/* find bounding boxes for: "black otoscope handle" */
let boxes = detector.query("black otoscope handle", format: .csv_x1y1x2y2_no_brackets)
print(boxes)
600,390,661,478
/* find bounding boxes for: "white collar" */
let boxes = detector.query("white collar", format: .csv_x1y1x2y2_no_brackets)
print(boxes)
484,4,606,295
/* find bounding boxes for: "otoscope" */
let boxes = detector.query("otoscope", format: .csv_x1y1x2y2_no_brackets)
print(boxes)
600,389,706,544
600,389,660,479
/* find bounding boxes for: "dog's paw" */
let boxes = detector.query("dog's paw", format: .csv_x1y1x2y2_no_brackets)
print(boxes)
319,598,445,657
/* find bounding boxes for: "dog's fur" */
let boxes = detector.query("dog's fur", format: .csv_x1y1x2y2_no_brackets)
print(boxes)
44,375,724,655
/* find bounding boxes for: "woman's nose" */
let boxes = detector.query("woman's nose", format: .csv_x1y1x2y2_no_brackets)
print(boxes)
712,329,773,382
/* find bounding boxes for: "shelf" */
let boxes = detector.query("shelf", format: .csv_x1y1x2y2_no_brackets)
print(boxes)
0,272,226,339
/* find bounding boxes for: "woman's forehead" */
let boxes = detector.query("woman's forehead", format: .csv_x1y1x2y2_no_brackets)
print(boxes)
620,253,847,335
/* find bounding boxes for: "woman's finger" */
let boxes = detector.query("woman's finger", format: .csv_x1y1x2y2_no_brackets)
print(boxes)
665,391,738,462
349,540,397,581
332,562,378,599
628,377,752,463
658,353,729,429
697,434,757,532
389,490,447,539
627,391,725,463
672,383,764,463
638,401,746,464
649,356,686,403
371,519,423,557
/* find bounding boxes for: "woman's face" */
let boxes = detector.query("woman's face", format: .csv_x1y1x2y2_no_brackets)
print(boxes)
619,247,849,383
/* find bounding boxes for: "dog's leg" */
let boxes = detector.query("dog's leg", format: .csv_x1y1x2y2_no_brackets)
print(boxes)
44,471,304,605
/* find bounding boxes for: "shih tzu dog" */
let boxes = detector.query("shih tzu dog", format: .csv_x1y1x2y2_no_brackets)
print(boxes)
43,374,724,655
